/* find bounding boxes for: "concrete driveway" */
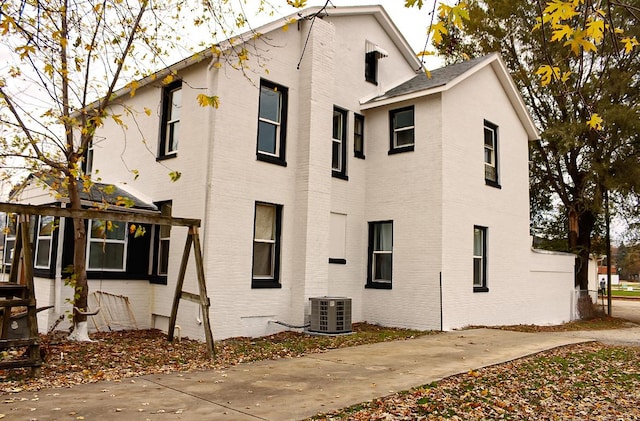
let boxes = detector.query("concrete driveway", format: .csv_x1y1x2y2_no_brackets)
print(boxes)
610,297,640,324
1,299,638,421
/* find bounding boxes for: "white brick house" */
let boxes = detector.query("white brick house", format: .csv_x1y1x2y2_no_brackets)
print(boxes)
9,5,575,339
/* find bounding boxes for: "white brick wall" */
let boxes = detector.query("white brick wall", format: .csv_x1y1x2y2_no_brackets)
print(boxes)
19,10,575,340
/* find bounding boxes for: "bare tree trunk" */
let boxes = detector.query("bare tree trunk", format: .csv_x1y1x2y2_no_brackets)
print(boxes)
67,176,92,341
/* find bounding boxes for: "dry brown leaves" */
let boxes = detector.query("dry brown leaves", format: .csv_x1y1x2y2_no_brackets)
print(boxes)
0,323,428,393
311,342,640,420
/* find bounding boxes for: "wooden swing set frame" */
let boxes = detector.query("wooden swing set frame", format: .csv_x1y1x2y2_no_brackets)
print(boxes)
0,202,215,375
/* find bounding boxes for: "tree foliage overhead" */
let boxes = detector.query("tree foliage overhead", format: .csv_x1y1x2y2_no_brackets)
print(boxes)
423,0,640,289
0,0,277,336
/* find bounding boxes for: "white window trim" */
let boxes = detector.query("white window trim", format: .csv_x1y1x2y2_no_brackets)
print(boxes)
34,216,54,269
86,220,128,271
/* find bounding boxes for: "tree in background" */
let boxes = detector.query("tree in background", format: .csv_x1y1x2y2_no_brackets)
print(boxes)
423,0,640,292
0,0,276,340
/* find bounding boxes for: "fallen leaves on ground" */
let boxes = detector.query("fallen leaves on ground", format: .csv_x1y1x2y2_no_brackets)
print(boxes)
310,342,640,420
0,323,429,393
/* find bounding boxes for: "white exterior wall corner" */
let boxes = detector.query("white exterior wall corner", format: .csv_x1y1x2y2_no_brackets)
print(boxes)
361,95,444,332
438,64,548,330
293,17,335,316
324,14,421,324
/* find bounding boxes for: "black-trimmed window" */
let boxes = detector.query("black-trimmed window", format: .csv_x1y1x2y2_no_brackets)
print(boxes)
365,51,378,84
158,80,182,160
473,226,489,292
257,80,288,166
252,202,282,288
389,106,415,154
82,140,94,175
332,107,348,179
366,221,393,289
151,201,172,284
354,113,365,159
484,120,500,188
87,220,128,271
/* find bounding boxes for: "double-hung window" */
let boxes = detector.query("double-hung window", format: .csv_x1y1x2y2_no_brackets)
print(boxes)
2,214,16,270
252,202,282,288
366,221,393,289
257,80,288,166
34,215,55,269
332,107,348,179
87,220,128,271
354,114,365,159
389,106,415,154
484,120,500,187
473,226,488,292
153,201,172,281
158,81,182,159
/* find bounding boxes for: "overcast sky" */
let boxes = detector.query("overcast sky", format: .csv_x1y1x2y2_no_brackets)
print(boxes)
258,0,443,68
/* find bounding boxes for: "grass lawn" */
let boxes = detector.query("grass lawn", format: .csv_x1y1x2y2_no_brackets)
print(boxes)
611,289,640,297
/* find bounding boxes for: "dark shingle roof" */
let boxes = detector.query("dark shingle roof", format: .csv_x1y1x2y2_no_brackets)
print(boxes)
372,54,494,101
18,173,157,211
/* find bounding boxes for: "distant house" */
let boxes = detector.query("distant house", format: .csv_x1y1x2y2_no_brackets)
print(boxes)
8,5,575,340
598,266,620,286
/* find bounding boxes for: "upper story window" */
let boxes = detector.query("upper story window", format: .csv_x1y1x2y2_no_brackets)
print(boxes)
332,107,348,180
257,79,288,167
34,215,55,269
87,220,128,271
354,113,365,159
473,226,489,292
82,140,94,175
365,41,388,85
158,80,182,160
252,202,282,288
484,120,500,188
389,106,415,154
366,220,393,289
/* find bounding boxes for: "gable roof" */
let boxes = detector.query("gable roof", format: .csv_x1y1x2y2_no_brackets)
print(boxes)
361,53,539,141
95,5,421,108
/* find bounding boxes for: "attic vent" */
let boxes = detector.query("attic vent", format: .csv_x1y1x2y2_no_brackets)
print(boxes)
366,40,389,59
309,297,352,334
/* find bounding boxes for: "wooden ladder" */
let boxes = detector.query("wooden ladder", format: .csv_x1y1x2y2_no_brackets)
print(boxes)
0,215,42,376
168,225,214,357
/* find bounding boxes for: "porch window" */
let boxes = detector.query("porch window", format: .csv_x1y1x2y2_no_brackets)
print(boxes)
87,220,128,271
34,215,55,269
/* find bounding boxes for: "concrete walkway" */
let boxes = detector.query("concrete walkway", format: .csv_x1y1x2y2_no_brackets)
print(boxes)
6,326,639,421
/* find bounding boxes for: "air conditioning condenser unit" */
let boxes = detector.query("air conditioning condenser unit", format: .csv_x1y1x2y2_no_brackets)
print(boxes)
309,297,352,334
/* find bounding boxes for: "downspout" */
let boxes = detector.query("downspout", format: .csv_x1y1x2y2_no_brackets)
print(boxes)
196,59,217,324
439,271,443,331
